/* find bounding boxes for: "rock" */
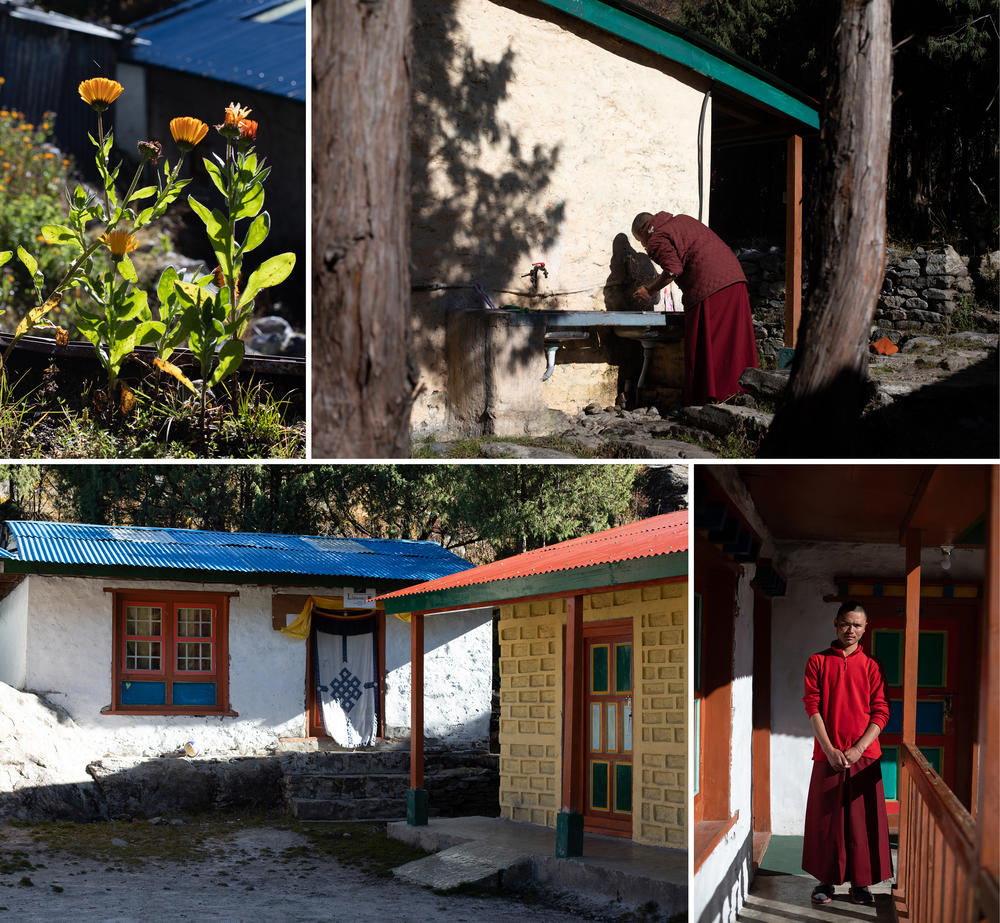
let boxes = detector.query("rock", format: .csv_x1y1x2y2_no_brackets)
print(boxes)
111,838,128,847
880,295,906,309
680,404,774,439
924,288,951,302
610,437,716,459
477,442,576,458
245,315,294,356
947,331,998,349
738,367,789,401
583,402,603,415
904,297,928,310
899,335,942,352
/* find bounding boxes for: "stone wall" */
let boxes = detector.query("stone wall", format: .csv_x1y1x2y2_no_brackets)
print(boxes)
738,244,990,361
496,581,687,849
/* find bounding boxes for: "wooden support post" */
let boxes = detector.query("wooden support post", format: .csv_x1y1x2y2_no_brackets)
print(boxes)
784,134,803,351
407,611,427,825
974,466,999,913
895,527,922,909
557,594,584,857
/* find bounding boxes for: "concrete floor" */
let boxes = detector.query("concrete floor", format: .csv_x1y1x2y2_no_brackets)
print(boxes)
388,815,687,918
739,837,895,923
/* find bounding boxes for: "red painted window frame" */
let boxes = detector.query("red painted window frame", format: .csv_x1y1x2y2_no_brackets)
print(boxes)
109,588,233,716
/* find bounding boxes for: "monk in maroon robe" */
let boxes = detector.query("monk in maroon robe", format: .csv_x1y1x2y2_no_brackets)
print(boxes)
802,602,893,906
631,211,758,405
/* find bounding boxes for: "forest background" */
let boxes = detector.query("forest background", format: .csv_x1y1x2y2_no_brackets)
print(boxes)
0,464,686,564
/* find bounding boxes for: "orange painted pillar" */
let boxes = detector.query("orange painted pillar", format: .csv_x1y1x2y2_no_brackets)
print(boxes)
785,134,803,349
975,466,999,910
407,611,427,825
557,594,584,857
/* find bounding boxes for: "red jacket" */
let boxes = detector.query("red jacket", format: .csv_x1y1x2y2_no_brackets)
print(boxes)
803,645,890,761
643,212,746,308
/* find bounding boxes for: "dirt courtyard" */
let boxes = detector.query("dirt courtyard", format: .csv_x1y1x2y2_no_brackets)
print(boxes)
0,817,661,922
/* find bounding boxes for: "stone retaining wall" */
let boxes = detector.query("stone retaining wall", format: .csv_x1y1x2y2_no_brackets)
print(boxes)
737,244,992,361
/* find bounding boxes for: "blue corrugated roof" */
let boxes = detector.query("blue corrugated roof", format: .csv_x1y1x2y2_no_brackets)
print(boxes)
4,521,471,583
123,0,305,101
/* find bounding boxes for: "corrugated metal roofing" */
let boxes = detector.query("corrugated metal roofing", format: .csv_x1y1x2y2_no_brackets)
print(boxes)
377,510,688,602
4,521,471,583
123,0,305,100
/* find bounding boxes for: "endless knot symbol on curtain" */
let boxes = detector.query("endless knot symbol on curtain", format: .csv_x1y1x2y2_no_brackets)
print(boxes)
322,667,366,713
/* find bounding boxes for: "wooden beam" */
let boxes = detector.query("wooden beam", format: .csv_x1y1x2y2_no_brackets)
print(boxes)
561,595,584,813
410,611,424,790
784,134,803,347
902,528,922,745
975,466,999,899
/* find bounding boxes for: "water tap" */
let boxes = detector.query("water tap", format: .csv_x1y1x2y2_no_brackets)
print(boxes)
522,262,548,293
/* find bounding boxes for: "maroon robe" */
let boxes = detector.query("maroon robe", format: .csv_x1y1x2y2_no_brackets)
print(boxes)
802,755,894,887
642,212,758,404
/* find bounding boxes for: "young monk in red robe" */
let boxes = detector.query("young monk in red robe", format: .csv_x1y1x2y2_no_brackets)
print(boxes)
630,210,758,405
802,601,893,906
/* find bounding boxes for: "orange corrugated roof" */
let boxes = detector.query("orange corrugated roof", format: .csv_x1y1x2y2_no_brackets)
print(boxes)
376,510,687,602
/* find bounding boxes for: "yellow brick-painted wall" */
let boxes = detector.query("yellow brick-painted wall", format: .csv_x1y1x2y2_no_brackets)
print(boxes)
497,580,687,849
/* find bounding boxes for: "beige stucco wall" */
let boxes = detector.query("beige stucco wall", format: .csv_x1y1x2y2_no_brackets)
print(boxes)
497,579,687,848
410,0,709,435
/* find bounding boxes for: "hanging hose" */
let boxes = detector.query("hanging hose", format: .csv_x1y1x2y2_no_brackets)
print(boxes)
698,87,712,223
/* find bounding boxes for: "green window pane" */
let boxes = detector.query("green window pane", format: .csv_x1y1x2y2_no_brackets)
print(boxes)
615,763,632,814
591,762,609,810
881,746,898,800
920,746,943,776
591,645,609,693
917,632,946,687
873,630,901,686
607,703,617,752
615,643,632,693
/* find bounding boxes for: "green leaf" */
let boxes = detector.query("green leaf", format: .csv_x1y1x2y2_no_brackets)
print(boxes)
135,207,156,228
156,266,180,307
16,247,38,278
188,195,229,244
117,256,138,283
109,329,137,370
135,320,166,345
203,158,228,198
119,290,149,323
209,339,245,386
239,252,296,309
0,252,11,268
240,212,270,255
128,186,157,202
41,225,77,245
235,183,265,221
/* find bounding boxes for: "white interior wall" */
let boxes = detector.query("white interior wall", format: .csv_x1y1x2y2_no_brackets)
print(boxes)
0,579,29,689
384,607,493,745
769,541,985,835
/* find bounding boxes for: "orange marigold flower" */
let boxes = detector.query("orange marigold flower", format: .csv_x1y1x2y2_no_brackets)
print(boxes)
170,116,209,151
78,77,124,112
237,118,258,142
102,229,138,257
218,101,252,139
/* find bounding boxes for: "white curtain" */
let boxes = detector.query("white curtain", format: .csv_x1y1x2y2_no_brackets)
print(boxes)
315,628,377,747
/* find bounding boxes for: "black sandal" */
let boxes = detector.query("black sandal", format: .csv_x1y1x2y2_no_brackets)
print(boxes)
849,886,875,905
811,883,834,903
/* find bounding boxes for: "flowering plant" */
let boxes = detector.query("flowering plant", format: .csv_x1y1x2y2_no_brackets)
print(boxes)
0,79,295,406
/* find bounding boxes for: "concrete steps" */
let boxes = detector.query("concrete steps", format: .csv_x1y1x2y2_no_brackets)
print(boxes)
279,748,499,822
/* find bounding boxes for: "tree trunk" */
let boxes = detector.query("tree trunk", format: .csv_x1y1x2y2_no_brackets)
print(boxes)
761,0,892,457
312,0,414,458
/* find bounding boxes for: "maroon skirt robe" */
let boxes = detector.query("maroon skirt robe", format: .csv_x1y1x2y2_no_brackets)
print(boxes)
683,281,759,405
802,755,894,887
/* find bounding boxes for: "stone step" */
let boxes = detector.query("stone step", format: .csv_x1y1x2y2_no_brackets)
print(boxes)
278,750,411,774
393,840,533,890
290,796,406,821
284,772,409,800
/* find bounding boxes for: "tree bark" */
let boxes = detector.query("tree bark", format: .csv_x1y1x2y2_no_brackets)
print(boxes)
761,0,892,457
312,0,413,458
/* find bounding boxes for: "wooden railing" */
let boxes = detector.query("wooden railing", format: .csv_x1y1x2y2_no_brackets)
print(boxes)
894,742,999,923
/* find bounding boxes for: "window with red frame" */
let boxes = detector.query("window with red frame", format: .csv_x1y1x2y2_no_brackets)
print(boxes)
112,590,230,714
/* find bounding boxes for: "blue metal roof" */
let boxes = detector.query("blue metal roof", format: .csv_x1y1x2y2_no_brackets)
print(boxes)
3,521,472,583
123,0,305,101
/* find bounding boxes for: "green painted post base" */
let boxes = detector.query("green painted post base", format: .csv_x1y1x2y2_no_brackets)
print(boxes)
407,788,429,826
777,346,795,371
555,810,584,858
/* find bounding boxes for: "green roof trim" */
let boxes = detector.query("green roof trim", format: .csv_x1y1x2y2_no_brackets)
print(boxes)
381,552,687,616
539,0,820,130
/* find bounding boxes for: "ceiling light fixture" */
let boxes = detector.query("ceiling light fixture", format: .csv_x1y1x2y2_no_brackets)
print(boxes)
940,545,953,571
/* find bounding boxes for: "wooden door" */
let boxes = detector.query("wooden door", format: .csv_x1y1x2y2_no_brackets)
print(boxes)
583,620,633,837
863,598,979,814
